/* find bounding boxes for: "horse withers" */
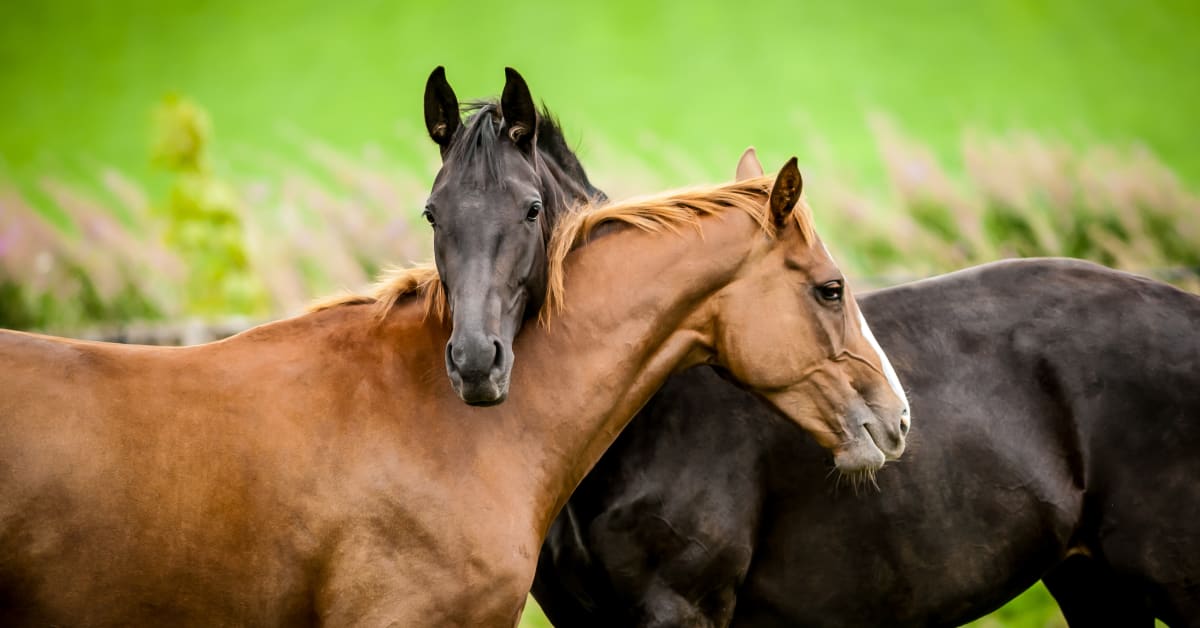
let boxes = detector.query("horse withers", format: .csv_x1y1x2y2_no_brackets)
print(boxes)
423,66,605,405
0,163,906,626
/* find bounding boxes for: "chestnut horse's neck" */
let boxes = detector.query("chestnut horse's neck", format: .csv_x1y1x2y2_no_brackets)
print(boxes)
376,203,766,536
514,213,764,527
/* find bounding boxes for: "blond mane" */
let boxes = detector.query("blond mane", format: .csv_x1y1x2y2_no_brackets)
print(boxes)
542,175,818,321
309,174,817,325
308,263,448,322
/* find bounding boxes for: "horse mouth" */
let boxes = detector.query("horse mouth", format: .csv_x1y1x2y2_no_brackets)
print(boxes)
833,415,905,473
465,392,507,407
833,439,887,474
864,415,906,461
449,372,510,406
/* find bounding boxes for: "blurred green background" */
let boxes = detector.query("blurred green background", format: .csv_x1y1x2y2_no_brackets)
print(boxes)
4,0,1200,187
1,1,1197,625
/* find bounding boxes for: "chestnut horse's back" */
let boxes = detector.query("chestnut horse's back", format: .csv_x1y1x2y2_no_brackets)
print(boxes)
0,329,326,625
0,305,490,626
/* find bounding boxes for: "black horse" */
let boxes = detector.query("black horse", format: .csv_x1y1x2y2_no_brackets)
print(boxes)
532,257,1200,627
422,66,605,405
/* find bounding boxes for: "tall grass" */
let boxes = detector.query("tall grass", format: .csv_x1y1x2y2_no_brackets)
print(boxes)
4,108,1195,333
813,116,1200,293
0,98,430,332
0,177,174,330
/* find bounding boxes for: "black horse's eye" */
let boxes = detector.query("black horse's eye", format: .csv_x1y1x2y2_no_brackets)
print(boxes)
525,200,542,222
817,280,844,303
422,208,436,227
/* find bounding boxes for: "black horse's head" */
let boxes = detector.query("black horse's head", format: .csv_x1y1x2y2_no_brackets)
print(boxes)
423,66,605,405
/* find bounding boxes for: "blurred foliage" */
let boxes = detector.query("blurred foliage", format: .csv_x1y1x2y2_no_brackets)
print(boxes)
151,95,267,316
0,95,428,331
6,107,1196,334
0,176,170,331
810,119,1200,295
152,94,212,172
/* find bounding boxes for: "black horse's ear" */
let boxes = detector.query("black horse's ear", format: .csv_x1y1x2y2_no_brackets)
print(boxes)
501,67,538,152
769,157,803,229
424,66,460,152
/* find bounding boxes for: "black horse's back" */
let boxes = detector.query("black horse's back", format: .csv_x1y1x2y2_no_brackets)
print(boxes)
859,258,1200,626
1017,261,1200,625
534,258,1200,627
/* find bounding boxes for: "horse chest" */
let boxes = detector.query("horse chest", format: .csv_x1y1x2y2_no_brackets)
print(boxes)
311,475,539,626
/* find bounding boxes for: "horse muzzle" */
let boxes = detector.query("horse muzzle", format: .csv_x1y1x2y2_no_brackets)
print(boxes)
834,403,907,472
445,332,512,406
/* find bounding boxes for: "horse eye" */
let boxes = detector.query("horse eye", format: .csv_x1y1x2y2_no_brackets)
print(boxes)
525,201,542,222
422,208,436,227
817,280,844,303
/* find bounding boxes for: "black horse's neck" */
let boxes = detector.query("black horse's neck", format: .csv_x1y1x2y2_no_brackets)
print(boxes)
533,111,605,249
535,110,607,209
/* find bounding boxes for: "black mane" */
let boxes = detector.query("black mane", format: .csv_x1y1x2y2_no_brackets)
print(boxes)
447,100,506,186
448,99,605,222
535,108,598,196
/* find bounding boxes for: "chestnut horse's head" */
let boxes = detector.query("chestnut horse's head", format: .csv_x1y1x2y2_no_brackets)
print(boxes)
716,153,910,474
422,67,604,405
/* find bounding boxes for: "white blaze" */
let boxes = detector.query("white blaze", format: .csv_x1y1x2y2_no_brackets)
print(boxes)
820,241,910,424
857,310,910,424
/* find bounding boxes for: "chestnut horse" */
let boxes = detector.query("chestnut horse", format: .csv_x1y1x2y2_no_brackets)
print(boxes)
0,162,906,626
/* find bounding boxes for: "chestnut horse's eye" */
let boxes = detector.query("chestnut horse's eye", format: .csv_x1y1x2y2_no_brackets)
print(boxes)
422,207,436,227
526,200,542,222
817,280,844,303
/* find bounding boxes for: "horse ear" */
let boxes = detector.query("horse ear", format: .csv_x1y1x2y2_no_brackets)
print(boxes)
501,67,538,152
424,66,460,152
769,157,803,229
735,147,764,182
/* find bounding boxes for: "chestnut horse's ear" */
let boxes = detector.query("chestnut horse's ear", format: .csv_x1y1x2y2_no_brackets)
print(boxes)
424,66,460,152
501,67,538,153
735,146,764,181
769,157,803,229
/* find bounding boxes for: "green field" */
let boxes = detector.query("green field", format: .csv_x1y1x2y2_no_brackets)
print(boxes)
519,582,1075,627
2,2,1196,626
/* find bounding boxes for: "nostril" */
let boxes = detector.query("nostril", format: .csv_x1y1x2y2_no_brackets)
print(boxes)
491,339,505,370
447,342,466,370
900,419,910,436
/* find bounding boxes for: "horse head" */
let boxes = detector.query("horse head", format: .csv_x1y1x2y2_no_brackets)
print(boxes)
422,66,603,405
